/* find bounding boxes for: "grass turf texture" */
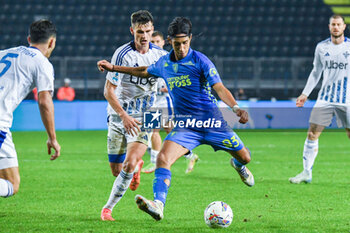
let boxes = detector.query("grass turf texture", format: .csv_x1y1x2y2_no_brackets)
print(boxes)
1,130,350,232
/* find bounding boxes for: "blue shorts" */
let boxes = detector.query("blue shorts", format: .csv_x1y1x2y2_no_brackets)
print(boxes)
164,128,244,152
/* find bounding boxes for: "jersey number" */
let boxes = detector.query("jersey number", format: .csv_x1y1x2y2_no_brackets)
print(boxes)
0,53,19,77
222,135,240,148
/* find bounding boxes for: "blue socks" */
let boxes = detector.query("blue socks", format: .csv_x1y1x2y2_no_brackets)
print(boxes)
233,158,246,169
153,168,171,205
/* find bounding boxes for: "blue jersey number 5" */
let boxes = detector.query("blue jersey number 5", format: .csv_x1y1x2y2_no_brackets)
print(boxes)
0,53,19,77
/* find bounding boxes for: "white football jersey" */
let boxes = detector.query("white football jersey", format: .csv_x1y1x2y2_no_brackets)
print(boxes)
0,46,54,128
303,37,350,105
106,41,167,120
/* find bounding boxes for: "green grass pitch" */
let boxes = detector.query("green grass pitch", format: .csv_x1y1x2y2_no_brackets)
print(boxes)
1,130,350,232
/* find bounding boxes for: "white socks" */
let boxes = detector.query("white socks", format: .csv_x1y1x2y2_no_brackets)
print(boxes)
150,149,159,164
0,178,14,197
104,170,133,210
303,139,319,173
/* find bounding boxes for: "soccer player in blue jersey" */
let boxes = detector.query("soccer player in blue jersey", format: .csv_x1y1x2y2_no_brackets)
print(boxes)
97,17,254,221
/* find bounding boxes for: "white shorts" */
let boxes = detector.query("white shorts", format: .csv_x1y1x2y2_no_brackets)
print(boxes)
309,101,350,128
107,116,150,155
0,128,18,169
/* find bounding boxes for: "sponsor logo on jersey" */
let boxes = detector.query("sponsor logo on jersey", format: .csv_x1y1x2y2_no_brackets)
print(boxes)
167,75,192,90
325,60,348,69
129,76,157,85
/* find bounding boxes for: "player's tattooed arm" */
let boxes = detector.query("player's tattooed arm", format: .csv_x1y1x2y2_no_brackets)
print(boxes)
97,60,151,78
212,82,248,124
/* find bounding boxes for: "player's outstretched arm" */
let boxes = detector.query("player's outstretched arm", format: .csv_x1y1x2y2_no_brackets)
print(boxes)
97,60,151,78
296,94,308,107
104,80,141,136
212,83,248,124
38,91,61,160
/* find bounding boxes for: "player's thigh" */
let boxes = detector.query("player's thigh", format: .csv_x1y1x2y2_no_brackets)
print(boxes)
157,140,190,169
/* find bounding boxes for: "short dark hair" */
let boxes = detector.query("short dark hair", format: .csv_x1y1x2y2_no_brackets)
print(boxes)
152,31,164,39
131,10,153,26
29,19,57,44
329,14,345,24
167,17,192,38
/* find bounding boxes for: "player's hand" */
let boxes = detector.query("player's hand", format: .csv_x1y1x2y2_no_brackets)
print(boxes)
236,109,248,124
160,87,168,93
296,94,307,107
47,138,61,160
97,60,114,72
120,113,142,136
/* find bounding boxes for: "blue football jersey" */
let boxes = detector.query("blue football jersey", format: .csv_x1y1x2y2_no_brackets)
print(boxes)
147,48,224,124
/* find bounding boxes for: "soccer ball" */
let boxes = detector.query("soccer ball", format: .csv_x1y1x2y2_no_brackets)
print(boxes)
204,201,233,228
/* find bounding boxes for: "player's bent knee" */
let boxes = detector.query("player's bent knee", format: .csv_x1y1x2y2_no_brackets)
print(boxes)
122,159,138,173
238,148,251,164
242,152,251,164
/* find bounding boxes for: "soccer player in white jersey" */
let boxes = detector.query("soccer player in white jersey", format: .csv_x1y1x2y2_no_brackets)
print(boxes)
142,31,199,174
289,14,350,184
100,10,167,221
0,19,61,198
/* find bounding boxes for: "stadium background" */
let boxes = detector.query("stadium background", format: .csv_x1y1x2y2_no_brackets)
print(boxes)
1,0,348,130
2,2,350,232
